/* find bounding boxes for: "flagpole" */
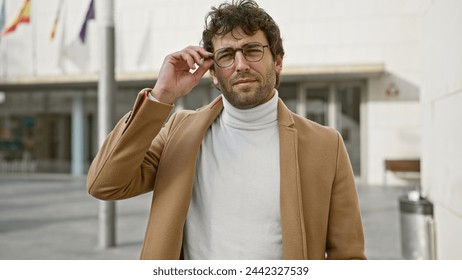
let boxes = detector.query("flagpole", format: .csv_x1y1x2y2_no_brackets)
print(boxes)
0,0,4,77
0,39,4,78
3,35,7,78
4,26,8,78
31,0,36,76
2,1,7,78
60,0,66,74
97,0,117,249
1,32,5,78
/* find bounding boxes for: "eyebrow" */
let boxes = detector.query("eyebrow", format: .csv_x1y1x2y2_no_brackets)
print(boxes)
215,41,266,51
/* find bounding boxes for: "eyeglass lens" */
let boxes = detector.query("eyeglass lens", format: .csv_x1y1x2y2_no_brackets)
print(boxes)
214,42,267,68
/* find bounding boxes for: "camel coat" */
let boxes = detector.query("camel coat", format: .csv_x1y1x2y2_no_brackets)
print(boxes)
87,89,366,260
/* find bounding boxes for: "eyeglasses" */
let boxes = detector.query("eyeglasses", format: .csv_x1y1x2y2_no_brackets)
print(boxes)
212,42,270,68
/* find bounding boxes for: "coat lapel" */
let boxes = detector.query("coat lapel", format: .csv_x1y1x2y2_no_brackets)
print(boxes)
142,97,223,259
278,99,308,259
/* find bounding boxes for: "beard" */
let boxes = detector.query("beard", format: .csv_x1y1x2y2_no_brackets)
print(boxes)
216,64,279,109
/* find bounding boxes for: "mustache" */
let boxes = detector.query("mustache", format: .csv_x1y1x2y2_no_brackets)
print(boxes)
230,73,260,84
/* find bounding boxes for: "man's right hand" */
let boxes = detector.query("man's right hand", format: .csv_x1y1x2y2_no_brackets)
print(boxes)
151,46,214,104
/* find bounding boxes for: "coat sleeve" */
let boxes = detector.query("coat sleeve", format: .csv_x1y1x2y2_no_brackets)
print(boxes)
87,89,175,200
326,132,367,260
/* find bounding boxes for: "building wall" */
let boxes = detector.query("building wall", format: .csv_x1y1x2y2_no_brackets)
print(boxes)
365,74,421,186
266,0,426,185
1,0,427,79
421,0,462,259
0,0,429,185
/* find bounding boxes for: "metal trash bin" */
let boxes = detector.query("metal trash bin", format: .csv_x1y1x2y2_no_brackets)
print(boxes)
399,191,436,259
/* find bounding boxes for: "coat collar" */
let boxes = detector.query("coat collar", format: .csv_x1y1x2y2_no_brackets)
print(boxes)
203,94,295,127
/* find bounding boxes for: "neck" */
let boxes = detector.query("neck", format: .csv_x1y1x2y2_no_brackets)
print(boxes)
221,90,279,129
259,89,276,106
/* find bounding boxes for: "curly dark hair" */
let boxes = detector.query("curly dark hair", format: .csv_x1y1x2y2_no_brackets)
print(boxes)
202,0,284,60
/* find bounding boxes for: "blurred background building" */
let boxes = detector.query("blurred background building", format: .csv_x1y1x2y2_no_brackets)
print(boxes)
0,0,460,258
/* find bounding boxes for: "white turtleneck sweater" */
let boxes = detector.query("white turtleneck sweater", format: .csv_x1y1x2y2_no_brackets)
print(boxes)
183,91,282,260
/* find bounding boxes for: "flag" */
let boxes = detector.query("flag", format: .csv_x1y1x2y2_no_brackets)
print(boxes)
50,0,63,41
2,0,30,36
64,37,90,70
61,0,95,71
79,0,94,43
0,1,6,33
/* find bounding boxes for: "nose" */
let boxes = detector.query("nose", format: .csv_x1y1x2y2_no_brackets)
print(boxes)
233,50,250,72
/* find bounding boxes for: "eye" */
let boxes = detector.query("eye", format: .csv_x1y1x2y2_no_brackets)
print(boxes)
243,43,263,58
215,49,235,61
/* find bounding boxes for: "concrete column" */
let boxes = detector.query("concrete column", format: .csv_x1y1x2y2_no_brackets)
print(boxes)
296,84,306,117
175,98,185,112
71,92,85,176
328,84,337,129
360,83,368,185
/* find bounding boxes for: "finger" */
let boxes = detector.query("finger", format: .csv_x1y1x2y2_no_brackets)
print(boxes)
192,58,214,79
184,46,213,66
179,52,197,70
197,47,214,60
184,46,213,57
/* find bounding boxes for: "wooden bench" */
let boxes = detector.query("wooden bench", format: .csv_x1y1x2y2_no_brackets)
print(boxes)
384,159,420,187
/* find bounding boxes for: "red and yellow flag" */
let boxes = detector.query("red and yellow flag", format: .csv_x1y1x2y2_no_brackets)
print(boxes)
2,0,31,36
49,0,63,41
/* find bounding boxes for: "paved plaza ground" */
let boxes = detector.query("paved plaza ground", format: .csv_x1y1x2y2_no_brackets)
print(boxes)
0,174,411,260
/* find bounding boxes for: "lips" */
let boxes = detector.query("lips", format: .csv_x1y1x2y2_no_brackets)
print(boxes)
232,74,259,86
234,79,255,85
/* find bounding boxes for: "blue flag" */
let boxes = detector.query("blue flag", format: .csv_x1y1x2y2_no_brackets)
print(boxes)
79,0,94,43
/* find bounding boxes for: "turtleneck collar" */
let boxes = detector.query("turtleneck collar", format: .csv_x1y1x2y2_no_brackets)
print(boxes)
221,90,279,130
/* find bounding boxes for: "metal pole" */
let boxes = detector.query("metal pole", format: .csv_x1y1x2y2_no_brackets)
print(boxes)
97,0,116,249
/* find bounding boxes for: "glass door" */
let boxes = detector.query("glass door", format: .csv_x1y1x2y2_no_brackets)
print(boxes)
279,82,363,176
337,84,361,175
305,87,328,126
298,83,362,176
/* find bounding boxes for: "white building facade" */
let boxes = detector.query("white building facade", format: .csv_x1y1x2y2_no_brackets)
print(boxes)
421,0,462,259
1,0,460,258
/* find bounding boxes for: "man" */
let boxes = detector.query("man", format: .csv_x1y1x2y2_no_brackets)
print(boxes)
87,0,366,260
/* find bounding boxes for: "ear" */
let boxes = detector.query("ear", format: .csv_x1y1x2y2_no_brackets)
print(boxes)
274,54,283,74
209,69,221,91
